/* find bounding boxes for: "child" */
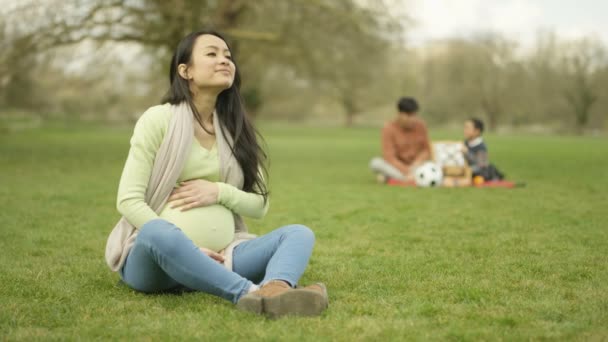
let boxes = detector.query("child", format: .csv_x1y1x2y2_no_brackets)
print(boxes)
463,118,504,181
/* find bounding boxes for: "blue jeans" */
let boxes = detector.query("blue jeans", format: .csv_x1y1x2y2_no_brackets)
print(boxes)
119,219,315,303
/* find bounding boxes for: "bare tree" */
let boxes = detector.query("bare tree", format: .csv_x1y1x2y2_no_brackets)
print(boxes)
561,37,606,134
1,0,403,124
416,35,521,131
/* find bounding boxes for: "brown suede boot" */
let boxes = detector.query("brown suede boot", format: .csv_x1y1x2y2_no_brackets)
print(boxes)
264,282,328,319
299,283,329,308
237,280,328,318
236,280,291,315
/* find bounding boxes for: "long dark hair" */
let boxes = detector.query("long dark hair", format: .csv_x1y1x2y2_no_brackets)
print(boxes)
161,30,268,201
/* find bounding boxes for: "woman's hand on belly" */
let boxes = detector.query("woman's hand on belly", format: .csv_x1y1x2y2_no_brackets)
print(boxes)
168,179,219,211
200,247,225,264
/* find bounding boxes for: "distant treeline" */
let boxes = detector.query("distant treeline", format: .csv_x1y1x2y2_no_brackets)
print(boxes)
1,1,605,133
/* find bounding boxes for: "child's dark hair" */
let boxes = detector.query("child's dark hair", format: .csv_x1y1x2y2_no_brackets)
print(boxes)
397,97,419,114
469,118,484,134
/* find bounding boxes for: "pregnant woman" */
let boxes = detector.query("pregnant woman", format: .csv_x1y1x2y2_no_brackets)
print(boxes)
104,30,328,318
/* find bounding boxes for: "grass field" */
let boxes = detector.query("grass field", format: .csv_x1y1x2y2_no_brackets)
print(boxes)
1,123,607,340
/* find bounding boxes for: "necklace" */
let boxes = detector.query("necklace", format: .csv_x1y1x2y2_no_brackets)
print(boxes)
198,116,215,135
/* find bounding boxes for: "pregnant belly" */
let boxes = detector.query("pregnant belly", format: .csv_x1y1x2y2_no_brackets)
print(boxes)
158,204,235,252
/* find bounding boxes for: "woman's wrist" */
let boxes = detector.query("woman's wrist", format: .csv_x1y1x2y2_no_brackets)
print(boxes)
215,182,231,205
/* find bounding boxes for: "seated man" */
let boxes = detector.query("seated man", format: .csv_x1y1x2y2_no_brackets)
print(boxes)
370,97,431,182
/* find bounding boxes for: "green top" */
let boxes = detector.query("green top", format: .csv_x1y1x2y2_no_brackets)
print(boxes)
116,104,268,251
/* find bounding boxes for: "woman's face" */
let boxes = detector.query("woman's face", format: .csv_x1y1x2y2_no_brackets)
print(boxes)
179,34,236,92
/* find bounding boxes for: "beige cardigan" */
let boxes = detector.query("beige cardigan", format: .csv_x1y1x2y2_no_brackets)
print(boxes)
104,102,255,272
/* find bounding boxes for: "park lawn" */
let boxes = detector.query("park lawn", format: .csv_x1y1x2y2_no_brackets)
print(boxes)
0,122,607,341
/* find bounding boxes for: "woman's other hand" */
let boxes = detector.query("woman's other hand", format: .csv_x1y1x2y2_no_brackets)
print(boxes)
199,247,225,264
168,179,219,211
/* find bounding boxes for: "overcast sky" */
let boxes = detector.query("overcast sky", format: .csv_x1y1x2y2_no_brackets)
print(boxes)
406,0,608,47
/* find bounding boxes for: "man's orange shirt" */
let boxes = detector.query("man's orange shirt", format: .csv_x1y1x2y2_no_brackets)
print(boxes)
381,118,431,175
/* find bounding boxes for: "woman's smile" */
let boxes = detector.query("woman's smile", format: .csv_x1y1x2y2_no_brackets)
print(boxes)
216,69,232,76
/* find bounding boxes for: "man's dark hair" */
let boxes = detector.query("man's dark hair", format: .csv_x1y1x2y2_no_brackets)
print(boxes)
397,97,419,114
469,118,485,134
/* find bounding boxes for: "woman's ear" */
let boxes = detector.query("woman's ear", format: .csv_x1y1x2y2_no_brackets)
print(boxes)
177,64,190,80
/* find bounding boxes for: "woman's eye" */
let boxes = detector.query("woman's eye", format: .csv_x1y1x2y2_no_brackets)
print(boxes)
206,52,216,57
225,55,232,60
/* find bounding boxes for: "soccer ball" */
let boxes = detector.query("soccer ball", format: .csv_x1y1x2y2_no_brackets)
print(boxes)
414,162,443,187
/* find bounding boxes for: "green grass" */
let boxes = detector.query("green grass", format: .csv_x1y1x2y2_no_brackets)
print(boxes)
1,123,607,340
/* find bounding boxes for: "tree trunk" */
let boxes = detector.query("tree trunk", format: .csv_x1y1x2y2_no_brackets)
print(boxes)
345,112,355,127
481,97,500,132
565,83,597,135
342,96,357,127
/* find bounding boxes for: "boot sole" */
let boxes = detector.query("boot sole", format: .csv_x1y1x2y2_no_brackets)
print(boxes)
236,294,263,315
264,288,328,319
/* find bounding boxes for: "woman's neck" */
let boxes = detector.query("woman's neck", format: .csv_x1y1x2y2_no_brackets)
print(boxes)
191,89,219,123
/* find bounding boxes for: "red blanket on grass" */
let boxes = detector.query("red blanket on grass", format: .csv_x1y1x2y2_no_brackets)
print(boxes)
387,179,520,188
